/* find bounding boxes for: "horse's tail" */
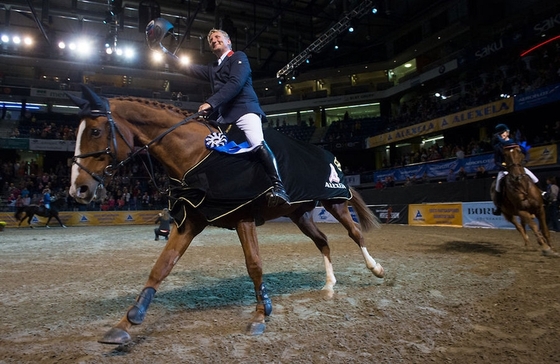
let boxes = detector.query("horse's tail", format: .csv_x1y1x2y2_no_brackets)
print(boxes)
348,186,380,232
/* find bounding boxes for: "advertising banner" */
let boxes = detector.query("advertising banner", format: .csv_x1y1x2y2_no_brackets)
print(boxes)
408,203,463,227
370,204,408,225
0,211,159,228
29,139,70,151
526,144,557,166
461,202,516,229
312,206,358,223
0,138,29,149
366,99,514,148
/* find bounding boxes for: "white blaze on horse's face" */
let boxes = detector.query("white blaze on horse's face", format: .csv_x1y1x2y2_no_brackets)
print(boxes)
69,120,98,203
69,120,85,199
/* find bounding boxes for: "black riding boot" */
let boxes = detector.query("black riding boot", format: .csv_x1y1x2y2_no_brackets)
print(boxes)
254,142,290,206
492,191,502,216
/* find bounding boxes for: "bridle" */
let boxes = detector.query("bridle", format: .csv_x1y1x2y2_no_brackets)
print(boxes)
503,146,528,183
72,97,209,191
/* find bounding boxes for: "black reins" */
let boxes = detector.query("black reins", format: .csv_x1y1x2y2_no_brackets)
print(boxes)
72,97,210,192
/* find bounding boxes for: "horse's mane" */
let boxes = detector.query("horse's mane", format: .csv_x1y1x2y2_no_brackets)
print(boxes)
114,97,195,118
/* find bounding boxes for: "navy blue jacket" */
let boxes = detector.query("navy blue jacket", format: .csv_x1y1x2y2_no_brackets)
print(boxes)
180,50,265,124
492,134,522,168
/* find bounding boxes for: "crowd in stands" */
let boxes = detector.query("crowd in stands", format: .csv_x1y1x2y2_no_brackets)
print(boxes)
0,156,170,213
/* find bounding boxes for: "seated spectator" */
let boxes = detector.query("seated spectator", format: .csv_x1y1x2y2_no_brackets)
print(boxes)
456,167,468,181
446,169,457,182
475,166,489,179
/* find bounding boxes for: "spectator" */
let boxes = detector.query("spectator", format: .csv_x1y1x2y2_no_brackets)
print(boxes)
446,169,457,182
475,166,489,179
545,176,560,232
457,167,468,181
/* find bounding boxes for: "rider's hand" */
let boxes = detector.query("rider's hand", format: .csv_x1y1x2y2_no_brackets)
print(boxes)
198,103,212,114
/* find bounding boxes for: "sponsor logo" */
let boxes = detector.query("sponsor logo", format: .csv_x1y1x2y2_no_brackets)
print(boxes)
413,210,425,221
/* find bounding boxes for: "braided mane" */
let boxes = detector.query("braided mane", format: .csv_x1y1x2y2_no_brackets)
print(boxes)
114,96,194,118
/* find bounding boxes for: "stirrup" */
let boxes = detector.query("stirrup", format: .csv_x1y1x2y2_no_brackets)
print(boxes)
266,186,290,207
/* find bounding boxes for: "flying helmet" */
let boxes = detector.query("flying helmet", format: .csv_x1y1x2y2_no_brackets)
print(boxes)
145,18,174,50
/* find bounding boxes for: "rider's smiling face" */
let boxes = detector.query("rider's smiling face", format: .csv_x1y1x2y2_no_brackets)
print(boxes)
208,31,231,57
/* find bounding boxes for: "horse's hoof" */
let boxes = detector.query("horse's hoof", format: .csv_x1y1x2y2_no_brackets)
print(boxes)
542,249,560,257
98,327,132,345
372,263,385,278
246,322,266,336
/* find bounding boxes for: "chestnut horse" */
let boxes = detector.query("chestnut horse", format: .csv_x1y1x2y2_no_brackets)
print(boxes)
68,85,384,344
490,144,556,256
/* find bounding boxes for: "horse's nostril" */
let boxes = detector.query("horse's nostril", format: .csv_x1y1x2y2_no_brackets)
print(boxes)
79,185,89,193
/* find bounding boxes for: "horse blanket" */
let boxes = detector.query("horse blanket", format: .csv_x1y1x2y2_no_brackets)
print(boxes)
168,127,351,224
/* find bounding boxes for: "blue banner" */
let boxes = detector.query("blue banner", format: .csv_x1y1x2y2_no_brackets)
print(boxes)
373,153,500,183
515,83,560,111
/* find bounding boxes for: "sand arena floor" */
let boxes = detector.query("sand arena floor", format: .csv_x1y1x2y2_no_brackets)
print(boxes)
0,223,559,363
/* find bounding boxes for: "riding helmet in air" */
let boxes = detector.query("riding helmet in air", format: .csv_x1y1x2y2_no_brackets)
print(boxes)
145,18,174,50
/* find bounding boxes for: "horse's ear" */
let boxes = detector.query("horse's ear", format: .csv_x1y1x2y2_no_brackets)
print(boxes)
66,92,89,110
80,84,107,113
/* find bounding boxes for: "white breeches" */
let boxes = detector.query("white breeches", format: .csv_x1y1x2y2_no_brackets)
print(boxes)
495,168,538,192
236,113,264,150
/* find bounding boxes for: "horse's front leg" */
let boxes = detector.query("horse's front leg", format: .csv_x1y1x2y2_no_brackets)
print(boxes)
236,219,271,336
504,213,531,248
99,218,206,344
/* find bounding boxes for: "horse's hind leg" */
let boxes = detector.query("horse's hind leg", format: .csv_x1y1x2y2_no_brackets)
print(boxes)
54,215,66,228
235,219,271,336
322,201,384,278
99,217,206,345
289,211,337,294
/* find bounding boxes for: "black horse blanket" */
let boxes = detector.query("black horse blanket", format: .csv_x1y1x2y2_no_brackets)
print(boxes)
168,127,351,224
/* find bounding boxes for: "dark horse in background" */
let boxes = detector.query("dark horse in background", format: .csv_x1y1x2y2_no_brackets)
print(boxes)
491,144,556,256
14,198,66,228
68,85,385,345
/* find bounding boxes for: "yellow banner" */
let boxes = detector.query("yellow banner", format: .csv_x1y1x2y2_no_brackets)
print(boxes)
0,210,160,228
526,144,557,166
366,98,514,148
408,203,463,227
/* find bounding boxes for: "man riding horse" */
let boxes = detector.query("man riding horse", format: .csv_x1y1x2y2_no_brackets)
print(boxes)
492,123,540,215
146,18,290,207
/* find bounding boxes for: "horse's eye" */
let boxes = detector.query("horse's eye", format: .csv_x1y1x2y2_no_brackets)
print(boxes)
90,128,102,138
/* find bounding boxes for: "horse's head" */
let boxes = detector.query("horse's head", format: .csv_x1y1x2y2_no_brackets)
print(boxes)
68,85,132,203
502,144,529,183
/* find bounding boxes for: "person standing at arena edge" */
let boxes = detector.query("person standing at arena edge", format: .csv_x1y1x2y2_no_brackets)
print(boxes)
491,123,539,215
545,176,560,232
146,19,289,207
154,208,173,241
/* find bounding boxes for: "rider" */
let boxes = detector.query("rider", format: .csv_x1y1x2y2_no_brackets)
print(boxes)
145,19,290,207
492,123,539,215
42,187,52,212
